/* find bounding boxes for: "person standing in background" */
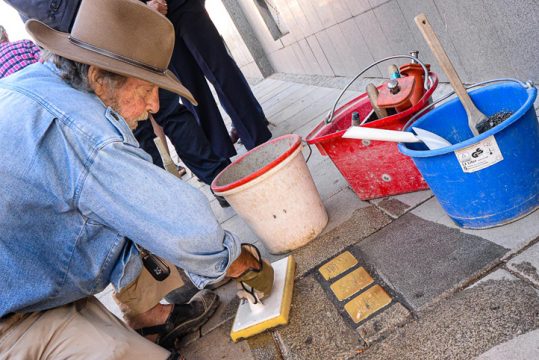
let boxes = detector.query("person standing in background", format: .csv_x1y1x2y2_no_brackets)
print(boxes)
0,25,40,78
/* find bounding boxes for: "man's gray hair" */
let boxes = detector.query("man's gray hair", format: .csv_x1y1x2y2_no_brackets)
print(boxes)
41,50,126,93
0,26,7,43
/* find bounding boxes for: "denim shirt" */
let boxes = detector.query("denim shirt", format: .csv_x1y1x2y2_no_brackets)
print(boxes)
0,62,240,317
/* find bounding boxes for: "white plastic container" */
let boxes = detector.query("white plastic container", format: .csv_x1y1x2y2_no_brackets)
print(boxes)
211,134,328,254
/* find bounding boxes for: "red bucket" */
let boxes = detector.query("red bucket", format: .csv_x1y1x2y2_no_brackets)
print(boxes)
306,73,438,200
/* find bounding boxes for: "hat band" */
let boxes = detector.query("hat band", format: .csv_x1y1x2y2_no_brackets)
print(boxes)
68,36,167,74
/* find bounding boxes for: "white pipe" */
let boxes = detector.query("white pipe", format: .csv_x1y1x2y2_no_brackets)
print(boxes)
343,126,421,143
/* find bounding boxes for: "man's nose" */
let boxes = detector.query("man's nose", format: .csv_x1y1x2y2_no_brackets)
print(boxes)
147,86,160,114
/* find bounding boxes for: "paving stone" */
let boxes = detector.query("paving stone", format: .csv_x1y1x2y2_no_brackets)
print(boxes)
319,251,358,281
360,280,539,360
507,242,539,287
344,0,371,16
331,267,374,301
247,332,282,360
371,198,409,219
412,197,539,254
211,197,237,224
320,186,370,235
292,206,391,277
475,328,539,360
309,157,349,201
391,190,433,208
221,214,262,245
354,213,508,312
272,275,364,359
469,268,518,289
344,285,392,323
201,280,241,336
356,302,412,344
180,319,254,360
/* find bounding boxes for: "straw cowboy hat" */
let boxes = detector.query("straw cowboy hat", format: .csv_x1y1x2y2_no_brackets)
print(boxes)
25,0,197,105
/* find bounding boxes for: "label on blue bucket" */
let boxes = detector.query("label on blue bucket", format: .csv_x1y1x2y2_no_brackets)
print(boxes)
454,136,503,173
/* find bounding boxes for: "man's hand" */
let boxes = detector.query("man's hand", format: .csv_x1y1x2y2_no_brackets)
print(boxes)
147,0,168,15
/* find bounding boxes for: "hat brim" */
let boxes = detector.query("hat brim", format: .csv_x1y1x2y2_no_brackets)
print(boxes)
26,20,198,105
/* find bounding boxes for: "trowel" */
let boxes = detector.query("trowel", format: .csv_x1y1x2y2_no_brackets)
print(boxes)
343,126,451,150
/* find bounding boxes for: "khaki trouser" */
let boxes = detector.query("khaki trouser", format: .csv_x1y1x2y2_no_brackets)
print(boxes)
0,261,184,360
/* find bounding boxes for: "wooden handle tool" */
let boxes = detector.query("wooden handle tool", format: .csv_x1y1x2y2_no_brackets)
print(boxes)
415,13,485,136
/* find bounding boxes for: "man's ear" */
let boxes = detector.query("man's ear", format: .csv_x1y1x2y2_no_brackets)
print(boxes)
88,66,104,97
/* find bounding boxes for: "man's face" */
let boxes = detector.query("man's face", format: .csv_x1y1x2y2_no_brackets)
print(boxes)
98,75,160,129
109,77,160,129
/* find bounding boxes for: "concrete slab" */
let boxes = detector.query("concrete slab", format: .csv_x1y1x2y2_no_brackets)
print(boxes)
475,328,539,360
180,319,254,360
433,0,512,81
305,35,335,77
507,242,539,287
354,213,507,312
271,276,363,359
360,280,539,360
293,205,391,277
412,197,539,255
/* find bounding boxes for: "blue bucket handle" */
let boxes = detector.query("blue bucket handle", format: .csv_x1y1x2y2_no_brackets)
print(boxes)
325,55,434,124
402,78,535,131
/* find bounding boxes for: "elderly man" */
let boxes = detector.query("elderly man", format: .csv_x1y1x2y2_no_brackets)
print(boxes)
0,0,272,358
0,25,41,78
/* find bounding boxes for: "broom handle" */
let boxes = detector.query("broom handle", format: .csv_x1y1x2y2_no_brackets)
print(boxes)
149,114,181,178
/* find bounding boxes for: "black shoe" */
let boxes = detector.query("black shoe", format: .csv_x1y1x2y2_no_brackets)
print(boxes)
136,290,220,351
229,127,239,144
211,189,230,208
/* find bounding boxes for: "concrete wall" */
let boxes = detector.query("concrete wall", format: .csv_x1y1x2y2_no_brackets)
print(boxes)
209,0,538,83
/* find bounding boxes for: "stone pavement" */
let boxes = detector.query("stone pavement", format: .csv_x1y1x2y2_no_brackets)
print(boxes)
98,73,539,359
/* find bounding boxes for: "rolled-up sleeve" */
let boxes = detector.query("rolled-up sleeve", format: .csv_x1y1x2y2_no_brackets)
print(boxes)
77,140,241,287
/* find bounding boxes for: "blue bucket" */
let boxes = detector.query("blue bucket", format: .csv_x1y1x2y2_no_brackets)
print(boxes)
398,80,538,229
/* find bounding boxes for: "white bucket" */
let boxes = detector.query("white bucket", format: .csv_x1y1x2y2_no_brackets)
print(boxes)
211,134,328,254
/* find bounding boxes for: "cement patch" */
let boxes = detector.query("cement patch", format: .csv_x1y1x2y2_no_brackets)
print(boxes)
360,280,539,360
354,213,508,312
507,242,539,287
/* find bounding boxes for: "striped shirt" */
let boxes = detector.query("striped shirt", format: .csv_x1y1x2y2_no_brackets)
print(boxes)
0,40,41,79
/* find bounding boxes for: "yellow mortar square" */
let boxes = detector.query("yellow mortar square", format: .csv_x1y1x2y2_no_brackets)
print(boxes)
330,267,374,301
319,251,358,281
344,285,392,323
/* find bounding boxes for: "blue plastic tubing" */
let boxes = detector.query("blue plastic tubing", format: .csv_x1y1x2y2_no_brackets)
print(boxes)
398,82,538,229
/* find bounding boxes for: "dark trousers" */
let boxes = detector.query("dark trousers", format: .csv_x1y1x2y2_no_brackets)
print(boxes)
134,89,230,185
168,0,271,159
